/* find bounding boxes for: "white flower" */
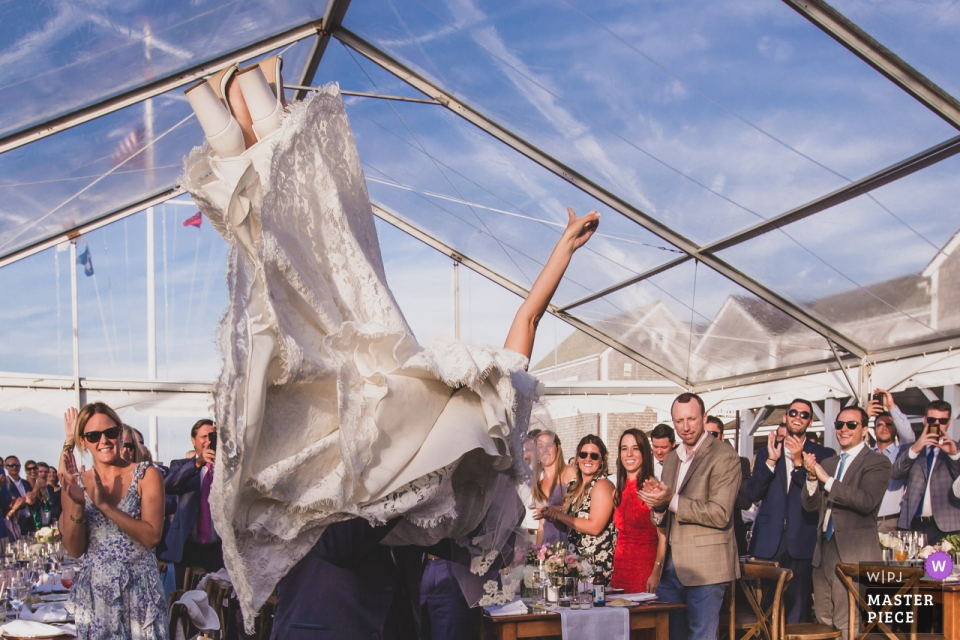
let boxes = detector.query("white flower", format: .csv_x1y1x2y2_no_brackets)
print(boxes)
942,540,954,553
920,545,936,559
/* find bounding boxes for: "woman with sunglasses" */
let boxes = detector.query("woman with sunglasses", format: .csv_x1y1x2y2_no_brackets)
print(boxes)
58,402,168,640
610,429,666,594
536,434,617,583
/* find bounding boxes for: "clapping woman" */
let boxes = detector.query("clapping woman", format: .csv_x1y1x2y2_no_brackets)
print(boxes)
610,429,666,593
59,403,168,639
535,435,617,584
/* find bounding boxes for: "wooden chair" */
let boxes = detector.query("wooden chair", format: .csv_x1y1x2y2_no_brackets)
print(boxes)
169,600,200,640
183,565,208,591
835,563,932,640
783,623,842,640
204,578,234,639
723,562,792,640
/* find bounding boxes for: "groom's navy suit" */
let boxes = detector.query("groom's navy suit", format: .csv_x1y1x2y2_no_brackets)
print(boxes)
746,437,832,623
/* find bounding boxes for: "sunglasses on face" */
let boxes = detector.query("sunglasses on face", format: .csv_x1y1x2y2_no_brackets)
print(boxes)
122,443,137,451
925,417,950,426
24,466,37,472
788,409,812,420
706,431,721,438
578,451,601,461
5,463,19,468
81,426,122,444
834,421,861,431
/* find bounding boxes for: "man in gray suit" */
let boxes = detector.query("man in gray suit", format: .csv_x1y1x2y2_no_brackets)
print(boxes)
802,406,891,640
891,399,960,544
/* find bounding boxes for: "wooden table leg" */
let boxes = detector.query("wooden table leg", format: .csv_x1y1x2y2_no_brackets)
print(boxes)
945,590,958,639
655,611,669,639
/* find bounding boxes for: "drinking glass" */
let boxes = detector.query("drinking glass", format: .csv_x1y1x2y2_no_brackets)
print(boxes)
534,569,550,612
61,567,75,590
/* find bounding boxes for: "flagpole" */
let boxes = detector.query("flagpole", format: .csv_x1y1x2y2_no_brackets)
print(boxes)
144,22,159,461
70,241,81,409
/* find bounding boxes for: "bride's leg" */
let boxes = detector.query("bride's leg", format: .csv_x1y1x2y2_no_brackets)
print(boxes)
225,74,258,150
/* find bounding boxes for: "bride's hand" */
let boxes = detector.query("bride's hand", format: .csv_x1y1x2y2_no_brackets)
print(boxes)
562,207,599,251
59,452,85,506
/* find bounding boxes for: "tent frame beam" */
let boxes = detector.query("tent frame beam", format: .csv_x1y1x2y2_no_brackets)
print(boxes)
370,203,692,388
335,28,868,358
0,20,325,156
782,0,960,131
293,0,353,102
0,187,184,269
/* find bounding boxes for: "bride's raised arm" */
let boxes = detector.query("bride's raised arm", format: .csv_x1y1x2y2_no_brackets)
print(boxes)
504,207,599,360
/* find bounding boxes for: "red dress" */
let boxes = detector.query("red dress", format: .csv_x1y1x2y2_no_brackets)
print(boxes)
611,478,658,593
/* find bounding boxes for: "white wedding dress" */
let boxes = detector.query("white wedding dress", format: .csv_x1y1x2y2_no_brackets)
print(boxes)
180,84,537,629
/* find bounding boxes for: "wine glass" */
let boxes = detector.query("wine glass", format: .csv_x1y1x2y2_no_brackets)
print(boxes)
9,583,26,619
894,533,909,565
60,567,75,590
534,568,551,613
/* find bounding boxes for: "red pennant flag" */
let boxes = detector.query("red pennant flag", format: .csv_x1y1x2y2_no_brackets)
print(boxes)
183,212,202,228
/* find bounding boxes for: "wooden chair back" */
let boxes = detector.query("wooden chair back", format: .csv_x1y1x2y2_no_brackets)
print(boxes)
183,565,207,591
723,562,792,640
835,563,924,640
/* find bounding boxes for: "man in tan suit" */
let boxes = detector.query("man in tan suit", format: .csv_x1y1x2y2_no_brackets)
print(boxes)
640,393,741,640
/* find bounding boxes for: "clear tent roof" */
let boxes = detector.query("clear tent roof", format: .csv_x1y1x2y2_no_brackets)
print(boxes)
1,0,959,391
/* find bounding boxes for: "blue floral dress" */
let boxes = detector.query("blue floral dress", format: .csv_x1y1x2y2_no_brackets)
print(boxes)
71,462,168,639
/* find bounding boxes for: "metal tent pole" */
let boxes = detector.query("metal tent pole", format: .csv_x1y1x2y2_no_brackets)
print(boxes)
70,242,81,409
147,207,159,460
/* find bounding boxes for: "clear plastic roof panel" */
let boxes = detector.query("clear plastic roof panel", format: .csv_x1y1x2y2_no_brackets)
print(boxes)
75,202,227,381
0,38,316,258
718,151,960,352
333,68,687,306
0,0,326,139
0,244,73,376
343,0,957,245
828,0,960,101
567,258,832,384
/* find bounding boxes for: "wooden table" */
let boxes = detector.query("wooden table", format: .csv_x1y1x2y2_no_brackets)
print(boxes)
482,601,685,639
918,581,960,637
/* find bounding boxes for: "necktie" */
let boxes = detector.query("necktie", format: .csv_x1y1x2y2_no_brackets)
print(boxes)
913,447,937,520
825,453,849,541
198,464,214,544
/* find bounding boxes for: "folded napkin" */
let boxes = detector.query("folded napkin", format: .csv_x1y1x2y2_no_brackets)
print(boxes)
196,568,232,591
0,619,74,637
619,592,658,602
559,606,629,640
484,599,529,617
176,590,220,631
20,602,72,623
33,585,68,593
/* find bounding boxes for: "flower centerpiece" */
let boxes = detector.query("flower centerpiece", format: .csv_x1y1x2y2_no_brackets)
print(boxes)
525,542,593,605
35,526,61,545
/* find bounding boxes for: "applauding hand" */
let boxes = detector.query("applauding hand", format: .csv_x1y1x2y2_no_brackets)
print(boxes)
766,431,783,463
639,479,673,511
59,451,85,506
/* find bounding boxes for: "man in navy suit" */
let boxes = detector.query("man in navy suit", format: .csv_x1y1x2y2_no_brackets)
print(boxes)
745,399,832,623
160,419,223,588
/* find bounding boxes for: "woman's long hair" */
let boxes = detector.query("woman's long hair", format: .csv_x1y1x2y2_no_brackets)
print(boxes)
532,430,566,505
562,434,608,514
614,429,654,507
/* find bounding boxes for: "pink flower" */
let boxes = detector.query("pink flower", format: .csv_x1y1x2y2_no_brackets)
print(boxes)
537,548,546,561
565,555,576,565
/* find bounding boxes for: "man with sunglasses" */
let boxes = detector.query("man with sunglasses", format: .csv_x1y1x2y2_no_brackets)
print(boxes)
891,400,960,544
744,399,832,624
802,406,891,639
3,456,38,536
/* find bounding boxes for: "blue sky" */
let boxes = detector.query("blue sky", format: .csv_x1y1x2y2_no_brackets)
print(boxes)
1,0,960,460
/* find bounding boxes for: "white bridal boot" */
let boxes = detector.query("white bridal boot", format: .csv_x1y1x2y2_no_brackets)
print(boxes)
184,79,245,158
236,56,285,140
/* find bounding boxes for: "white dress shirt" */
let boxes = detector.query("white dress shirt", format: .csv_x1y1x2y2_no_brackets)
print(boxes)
806,441,866,534
766,436,806,490
653,459,664,481
869,407,916,517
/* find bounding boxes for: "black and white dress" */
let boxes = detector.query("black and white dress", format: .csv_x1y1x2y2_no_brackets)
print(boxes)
566,477,617,584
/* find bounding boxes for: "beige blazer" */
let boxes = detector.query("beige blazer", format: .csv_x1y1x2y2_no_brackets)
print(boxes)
655,433,741,586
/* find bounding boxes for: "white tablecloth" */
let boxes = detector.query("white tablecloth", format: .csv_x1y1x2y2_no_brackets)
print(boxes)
559,606,629,640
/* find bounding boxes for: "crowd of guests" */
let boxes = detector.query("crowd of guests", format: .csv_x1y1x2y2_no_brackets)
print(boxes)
3,386,957,640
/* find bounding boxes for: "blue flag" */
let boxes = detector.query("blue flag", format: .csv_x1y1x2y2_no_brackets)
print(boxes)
77,245,94,277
